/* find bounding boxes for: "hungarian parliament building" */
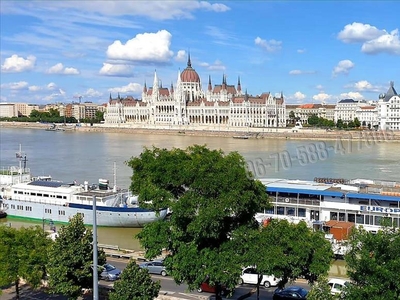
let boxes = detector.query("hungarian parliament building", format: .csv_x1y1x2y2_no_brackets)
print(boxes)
104,57,286,129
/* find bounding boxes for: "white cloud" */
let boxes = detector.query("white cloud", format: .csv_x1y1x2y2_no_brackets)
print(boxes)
46,63,80,75
345,80,382,92
332,60,355,76
199,60,226,71
0,95,7,102
315,84,324,90
289,70,316,75
297,49,306,53
338,22,385,43
83,88,103,98
99,63,134,77
293,91,306,101
312,93,332,102
47,82,58,90
175,50,187,62
340,91,364,101
1,54,36,73
108,83,142,94
28,85,42,92
254,37,282,52
0,81,29,90
361,29,400,55
106,30,174,63
35,1,230,20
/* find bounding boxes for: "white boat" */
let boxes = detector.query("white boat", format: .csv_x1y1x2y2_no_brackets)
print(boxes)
256,177,400,234
0,148,167,227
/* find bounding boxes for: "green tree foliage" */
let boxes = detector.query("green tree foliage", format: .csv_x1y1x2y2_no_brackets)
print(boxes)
307,276,335,300
344,226,400,299
239,219,333,289
46,214,106,300
109,259,161,300
336,119,344,129
129,145,270,296
0,225,51,299
353,117,361,128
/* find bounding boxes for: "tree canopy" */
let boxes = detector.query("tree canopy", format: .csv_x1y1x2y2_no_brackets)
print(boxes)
0,225,51,299
109,259,161,300
235,219,333,289
344,226,400,299
129,145,270,296
46,214,106,300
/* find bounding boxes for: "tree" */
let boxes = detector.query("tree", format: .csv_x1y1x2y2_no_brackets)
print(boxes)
289,111,296,124
336,119,344,129
308,114,319,126
240,219,333,289
354,117,361,128
306,276,335,300
344,226,400,299
0,225,51,299
130,145,270,297
109,259,161,300
46,214,106,299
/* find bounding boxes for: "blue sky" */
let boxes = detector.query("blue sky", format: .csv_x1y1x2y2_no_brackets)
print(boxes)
1,1,399,105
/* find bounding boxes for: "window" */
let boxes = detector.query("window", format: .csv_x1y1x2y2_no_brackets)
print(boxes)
356,214,364,224
347,213,355,223
330,212,338,220
298,208,306,217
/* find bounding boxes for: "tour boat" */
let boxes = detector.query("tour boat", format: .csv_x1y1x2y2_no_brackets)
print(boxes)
0,149,167,228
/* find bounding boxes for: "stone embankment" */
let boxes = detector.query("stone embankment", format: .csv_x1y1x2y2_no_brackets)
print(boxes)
2,121,400,142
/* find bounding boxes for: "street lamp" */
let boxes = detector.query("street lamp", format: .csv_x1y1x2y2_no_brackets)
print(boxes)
42,218,54,232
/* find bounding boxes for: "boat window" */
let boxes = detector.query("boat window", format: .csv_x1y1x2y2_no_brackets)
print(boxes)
17,191,23,194
37,193,42,197
330,212,338,220
298,208,306,217
56,195,62,199
44,194,49,197
31,193,36,196
374,216,383,226
347,213,355,223
58,210,65,216
356,214,364,224
277,206,285,215
287,208,295,216
25,206,32,211
365,215,372,225
11,204,15,209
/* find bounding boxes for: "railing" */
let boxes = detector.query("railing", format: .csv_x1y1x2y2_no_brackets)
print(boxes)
274,197,320,206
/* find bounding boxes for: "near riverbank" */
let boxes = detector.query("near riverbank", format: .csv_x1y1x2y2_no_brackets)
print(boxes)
2,121,400,142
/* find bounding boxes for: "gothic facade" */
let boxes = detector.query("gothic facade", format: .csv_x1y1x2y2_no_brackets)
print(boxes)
105,57,286,128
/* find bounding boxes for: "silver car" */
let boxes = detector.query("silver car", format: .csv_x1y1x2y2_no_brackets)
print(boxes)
139,260,168,276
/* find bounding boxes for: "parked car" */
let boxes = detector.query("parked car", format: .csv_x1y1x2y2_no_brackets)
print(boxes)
239,266,280,288
328,278,351,295
273,286,308,300
197,278,231,296
139,260,168,276
99,263,121,281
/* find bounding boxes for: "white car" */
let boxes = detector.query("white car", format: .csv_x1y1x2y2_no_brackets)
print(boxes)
328,278,351,295
239,267,280,288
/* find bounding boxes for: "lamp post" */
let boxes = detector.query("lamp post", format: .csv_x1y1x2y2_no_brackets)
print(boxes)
42,218,54,232
92,195,98,300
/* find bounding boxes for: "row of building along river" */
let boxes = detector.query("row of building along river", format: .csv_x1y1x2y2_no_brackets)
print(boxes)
1,127,399,250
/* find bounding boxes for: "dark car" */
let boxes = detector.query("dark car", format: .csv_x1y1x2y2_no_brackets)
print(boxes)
100,263,121,281
273,286,308,300
139,260,168,276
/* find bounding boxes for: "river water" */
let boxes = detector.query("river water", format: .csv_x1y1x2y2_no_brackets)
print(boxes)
1,127,399,250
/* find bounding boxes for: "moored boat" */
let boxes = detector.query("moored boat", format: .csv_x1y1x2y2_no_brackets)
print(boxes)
257,177,400,233
0,147,167,227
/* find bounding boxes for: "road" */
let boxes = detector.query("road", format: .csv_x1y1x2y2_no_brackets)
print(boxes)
106,258,310,300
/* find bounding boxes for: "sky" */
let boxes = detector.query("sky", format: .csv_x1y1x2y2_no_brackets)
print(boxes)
1,1,399,105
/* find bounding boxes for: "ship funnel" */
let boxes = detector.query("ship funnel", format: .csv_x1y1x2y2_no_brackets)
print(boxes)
99,179,109,190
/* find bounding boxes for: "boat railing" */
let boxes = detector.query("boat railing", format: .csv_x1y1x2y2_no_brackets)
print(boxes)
275,197,320,206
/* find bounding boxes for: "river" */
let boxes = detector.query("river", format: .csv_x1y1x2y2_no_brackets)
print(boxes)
1,127,399,250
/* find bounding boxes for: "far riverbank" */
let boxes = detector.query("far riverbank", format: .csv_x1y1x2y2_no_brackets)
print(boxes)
2,121,400,142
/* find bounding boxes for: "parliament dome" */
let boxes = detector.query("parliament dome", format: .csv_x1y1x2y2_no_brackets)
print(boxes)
180,55,200,83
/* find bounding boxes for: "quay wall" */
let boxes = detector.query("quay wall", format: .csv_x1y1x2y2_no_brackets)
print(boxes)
2,121,400,142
